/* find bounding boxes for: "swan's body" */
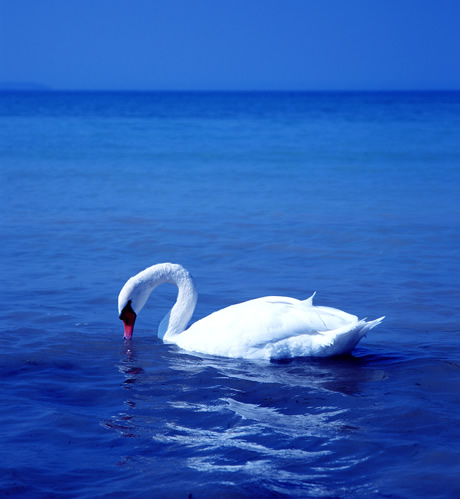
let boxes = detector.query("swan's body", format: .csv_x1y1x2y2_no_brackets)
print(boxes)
118,263,384,360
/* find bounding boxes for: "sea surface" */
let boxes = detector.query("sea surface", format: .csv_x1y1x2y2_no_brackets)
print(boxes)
1,91,459,498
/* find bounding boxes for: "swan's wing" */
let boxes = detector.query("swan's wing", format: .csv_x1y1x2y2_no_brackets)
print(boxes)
176,296,358,358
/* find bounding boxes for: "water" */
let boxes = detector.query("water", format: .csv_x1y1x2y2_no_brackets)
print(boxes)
1,91,459,497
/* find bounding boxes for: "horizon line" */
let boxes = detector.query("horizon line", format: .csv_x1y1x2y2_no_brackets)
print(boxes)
1,87,460,94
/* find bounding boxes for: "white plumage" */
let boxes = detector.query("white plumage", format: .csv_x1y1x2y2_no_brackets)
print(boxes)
118,263,383,360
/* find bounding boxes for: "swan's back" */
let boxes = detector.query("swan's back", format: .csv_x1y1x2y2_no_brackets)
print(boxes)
174,295,378,360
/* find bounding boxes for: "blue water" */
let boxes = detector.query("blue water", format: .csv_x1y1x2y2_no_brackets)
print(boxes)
1,91,460,497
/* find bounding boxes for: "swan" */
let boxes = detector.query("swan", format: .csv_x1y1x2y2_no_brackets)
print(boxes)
118,263,384,360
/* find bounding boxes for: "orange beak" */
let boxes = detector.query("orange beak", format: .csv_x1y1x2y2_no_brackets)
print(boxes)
120,302,136,340
123,319,135,340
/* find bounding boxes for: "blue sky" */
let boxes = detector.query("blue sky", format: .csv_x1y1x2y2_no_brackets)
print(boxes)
1,0,459,91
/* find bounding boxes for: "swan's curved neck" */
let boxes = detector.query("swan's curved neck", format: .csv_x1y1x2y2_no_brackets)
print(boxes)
120,263,198,342
156,264,198,341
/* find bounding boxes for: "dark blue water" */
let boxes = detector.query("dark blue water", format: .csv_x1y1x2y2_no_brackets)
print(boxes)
1,92,459,497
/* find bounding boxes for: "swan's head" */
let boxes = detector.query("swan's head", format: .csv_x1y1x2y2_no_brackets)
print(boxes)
118,263,197,341
119,300,136,340
118,273,152,340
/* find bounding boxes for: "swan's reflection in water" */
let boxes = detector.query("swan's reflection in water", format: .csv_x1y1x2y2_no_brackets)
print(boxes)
101,343,144,436
107,343,385,495
118,342,144,391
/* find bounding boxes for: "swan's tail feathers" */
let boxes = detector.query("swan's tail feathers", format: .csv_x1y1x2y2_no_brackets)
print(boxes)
349,316,385,344
269,316,384,360
303,292,316,306
362,316,385,335
314,316,384,356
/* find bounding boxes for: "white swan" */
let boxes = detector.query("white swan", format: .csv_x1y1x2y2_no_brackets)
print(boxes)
118,263,384,360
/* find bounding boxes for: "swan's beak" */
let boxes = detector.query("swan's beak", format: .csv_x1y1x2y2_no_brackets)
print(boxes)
120,302,136,340
123,320,135,340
